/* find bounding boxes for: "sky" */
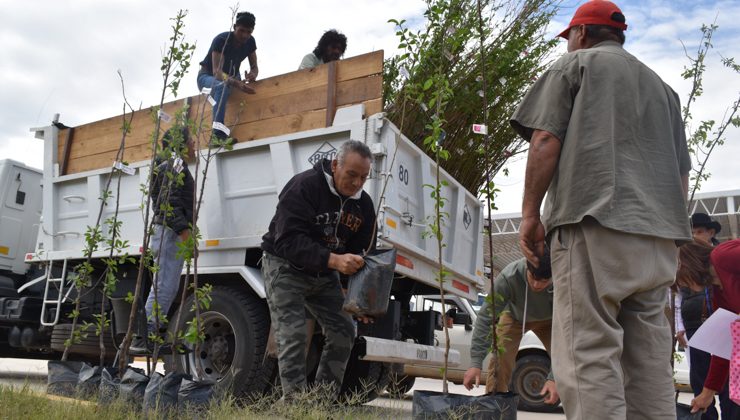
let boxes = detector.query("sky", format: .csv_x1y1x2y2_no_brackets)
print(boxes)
0,0,738,214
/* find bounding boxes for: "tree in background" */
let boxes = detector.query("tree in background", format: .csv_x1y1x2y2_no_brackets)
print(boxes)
682,22,739,202
384,0,561,194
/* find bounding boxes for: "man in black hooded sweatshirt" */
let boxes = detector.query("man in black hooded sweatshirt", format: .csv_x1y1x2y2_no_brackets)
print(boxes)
261,140,375,399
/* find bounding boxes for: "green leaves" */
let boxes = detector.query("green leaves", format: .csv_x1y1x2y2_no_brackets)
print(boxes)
384,0,560,192
683,23,739,202
161,10,195,98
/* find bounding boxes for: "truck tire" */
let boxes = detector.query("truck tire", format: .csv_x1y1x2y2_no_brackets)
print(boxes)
164,286,277,399
50,323,116,361
338,343,392,404
510,353,560,413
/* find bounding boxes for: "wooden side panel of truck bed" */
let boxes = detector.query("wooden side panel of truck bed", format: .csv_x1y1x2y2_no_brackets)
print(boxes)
56,51,383,175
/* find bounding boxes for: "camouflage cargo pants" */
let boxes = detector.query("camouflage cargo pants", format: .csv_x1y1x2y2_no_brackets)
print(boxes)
262,252,355,397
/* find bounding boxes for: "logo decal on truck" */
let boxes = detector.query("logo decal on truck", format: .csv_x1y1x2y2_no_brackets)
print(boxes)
308,142,337,165
463,204,472,230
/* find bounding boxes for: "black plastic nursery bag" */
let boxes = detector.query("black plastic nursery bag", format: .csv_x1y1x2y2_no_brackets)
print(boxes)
343,248,397,317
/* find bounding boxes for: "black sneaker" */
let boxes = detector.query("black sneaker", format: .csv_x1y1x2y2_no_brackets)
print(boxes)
128,336,152,355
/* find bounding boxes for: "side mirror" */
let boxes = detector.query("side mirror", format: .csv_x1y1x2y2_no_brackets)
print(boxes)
454,312,471,325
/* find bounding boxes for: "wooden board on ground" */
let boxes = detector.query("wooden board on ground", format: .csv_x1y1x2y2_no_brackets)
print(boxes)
60,51,384,174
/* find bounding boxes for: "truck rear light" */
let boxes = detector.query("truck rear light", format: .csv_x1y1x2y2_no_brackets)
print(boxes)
25,253,33,260
385,218,397,229
396,254,414,269
452,279,469,294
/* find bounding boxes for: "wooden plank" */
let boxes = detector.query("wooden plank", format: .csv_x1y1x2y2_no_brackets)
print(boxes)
241,65,329,100
61,100,188,161
57,106,154,158
336,51,384,82
218,75,381,127
336,75,383,108
56,128,69,167
68,98,384,173
232,98,384,143
231,109,328,141
239,50,382,100
348,98,383,117
59,127,75,175
218,84,329,127
65,142,153,174
326,61,338,126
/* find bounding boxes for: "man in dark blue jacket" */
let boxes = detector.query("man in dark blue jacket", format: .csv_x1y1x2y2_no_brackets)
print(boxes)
261,140,376,399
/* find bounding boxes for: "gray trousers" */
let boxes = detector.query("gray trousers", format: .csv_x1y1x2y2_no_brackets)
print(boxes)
550,218,678,420
262,252,355,397
145,224,184,334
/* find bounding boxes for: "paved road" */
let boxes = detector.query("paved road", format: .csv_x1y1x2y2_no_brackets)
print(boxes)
0,358,702,419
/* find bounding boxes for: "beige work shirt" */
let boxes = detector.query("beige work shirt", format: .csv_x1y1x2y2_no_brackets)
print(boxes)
511,41,692,241
299,53,324,70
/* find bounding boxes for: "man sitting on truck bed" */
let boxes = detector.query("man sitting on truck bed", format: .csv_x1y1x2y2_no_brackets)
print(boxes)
298,29,347,70
131,127,195,354
197,11,258,139
261,140,376,400
463,252,559,405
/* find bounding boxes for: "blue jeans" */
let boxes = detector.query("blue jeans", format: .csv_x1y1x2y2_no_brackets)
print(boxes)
196,73,231,129
145,224,184,334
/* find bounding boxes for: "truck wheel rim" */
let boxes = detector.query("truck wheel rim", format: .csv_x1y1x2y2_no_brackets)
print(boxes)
184,311,236,382
518,365,546,403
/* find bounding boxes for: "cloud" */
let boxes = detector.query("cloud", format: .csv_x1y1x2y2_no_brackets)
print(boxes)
0,0,737,214
491,0,740,213
0,0,425,170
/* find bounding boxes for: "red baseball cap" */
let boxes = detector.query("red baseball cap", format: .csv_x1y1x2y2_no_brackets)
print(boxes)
558,0,628,39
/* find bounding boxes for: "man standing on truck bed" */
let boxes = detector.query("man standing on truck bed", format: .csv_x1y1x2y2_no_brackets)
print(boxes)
131,127,195,354
463,254,558,405
298,29,347,70
261,140,376,400
513,1,692,418
197,11,258,139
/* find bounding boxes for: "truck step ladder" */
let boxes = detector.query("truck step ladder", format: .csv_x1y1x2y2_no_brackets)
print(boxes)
40,259,69,326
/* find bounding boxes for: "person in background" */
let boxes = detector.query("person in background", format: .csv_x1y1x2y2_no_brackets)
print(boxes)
197,11,258,139
444,308,457,329
299,29,347,70
691,213,722,246
685,239,740,417
463,253,558,406
675,215,722,350
513,1,692,418
131,127,195,354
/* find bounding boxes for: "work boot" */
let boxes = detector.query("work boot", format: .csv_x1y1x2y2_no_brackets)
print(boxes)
211,128,236,145
129,332,176,355
128,336,152,355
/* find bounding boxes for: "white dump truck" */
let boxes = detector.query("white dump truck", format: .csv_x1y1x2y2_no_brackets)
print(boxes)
4,51,487,401
0,159,45,358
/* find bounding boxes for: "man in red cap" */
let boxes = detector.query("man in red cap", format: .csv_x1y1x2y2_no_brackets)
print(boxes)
511,1,692,419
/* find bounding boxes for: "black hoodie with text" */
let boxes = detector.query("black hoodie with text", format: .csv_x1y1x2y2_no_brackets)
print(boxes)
261,159,376,274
